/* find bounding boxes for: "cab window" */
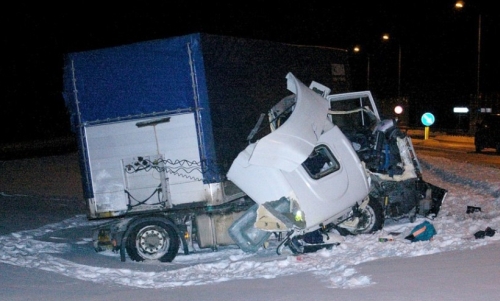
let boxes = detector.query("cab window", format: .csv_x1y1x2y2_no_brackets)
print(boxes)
302,145,340,179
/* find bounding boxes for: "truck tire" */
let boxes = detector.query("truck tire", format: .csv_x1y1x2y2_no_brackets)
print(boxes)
356,196,384,234
126,220,179,262
337,196,384,236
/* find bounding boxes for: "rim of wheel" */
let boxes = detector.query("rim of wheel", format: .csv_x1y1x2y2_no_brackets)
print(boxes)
357,205,376,232
135,225,170,260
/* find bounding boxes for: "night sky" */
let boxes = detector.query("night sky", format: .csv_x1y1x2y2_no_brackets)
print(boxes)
3,1,499,144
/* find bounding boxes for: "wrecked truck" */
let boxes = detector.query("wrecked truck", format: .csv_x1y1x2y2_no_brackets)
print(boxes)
62,33,446,262
228,74,447,254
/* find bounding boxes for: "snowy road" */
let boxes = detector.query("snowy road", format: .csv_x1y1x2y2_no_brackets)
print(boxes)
1,138,500,300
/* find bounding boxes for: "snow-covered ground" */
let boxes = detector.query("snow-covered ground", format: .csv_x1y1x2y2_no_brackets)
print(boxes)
0,150,499,292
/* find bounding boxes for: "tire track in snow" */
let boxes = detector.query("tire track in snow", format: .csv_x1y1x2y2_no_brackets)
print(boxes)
419,157,500,199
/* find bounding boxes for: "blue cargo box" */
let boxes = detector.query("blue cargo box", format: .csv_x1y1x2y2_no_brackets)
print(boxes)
63,33,350,203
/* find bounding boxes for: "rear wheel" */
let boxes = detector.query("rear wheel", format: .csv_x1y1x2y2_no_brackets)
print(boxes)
126,220,179,262
354,197,384,234
338,196,384,235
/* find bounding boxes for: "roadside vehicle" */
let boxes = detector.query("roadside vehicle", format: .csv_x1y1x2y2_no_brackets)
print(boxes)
475,114,500,153
63,33,446,263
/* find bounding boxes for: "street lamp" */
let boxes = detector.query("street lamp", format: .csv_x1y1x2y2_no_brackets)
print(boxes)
455,0,481,131
381,34,408,126
382,33,402,100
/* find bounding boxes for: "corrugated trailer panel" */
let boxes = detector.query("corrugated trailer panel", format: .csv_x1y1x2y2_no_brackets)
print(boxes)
84,113,204,216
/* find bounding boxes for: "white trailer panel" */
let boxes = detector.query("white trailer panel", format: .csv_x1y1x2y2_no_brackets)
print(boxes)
85,113,205,216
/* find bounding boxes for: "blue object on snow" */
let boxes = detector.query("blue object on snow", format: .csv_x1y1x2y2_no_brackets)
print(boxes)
405,220,437,242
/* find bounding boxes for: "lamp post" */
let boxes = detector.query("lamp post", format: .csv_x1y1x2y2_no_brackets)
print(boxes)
380,34,409,127
455,0,482,132
354,38,408,126
382,33,402,100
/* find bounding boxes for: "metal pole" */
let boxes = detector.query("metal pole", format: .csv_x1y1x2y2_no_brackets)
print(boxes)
477,14,481,104
472,14,481,133
367,56,370,90
398,44,401,99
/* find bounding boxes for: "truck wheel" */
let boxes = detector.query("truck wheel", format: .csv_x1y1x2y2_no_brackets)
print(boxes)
126,220,179,262
338,197,384,235
354,197,384,234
